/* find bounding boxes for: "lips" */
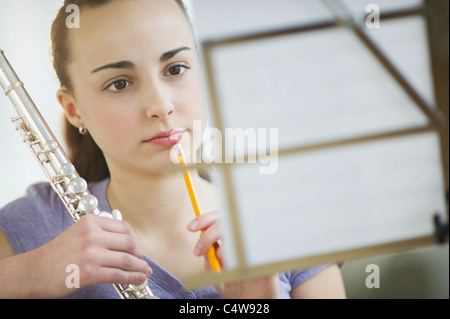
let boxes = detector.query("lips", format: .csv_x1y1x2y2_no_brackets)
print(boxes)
144,129,187,146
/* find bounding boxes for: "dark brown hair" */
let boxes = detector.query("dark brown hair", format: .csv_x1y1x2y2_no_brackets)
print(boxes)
51,0,189,182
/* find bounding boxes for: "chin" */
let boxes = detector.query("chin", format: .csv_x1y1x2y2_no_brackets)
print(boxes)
144,153,180,176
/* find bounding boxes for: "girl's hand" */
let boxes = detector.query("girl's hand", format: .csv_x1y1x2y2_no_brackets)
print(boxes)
32,215,152,298
188,211,280,299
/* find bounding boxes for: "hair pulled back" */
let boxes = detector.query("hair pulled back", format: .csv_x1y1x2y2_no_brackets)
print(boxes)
50,0,188,182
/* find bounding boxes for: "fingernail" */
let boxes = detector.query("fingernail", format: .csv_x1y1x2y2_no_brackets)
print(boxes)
137,273,147,284
188,220,199,230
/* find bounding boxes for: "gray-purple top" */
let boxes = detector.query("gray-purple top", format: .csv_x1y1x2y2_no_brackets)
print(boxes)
0,178,329,299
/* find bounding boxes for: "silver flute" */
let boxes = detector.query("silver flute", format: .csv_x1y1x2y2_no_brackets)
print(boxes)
0,50,156,299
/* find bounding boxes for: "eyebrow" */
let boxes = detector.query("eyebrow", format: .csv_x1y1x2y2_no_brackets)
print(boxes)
159,46,191,62
91,47,191,73
91,60,135,73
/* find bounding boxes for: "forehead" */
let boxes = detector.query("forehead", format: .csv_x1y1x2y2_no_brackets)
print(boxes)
68,0,194,67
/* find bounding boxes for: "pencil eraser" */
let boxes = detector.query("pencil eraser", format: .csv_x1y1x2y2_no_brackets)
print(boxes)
173,143,183,156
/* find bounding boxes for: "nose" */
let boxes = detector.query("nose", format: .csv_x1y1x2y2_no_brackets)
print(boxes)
144,82,175,121
147,104,175,121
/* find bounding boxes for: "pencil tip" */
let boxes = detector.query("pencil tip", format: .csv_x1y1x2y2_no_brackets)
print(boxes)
173,143,183,156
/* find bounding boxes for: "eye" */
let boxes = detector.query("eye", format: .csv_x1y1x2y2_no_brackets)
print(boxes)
165,63,190,77
106,79,130,92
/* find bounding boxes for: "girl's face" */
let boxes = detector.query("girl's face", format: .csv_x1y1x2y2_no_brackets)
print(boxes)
62,0,205,175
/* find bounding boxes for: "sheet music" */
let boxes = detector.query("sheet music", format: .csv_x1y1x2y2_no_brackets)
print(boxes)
194,1,448,270
228,132,446,267
209,26,429,152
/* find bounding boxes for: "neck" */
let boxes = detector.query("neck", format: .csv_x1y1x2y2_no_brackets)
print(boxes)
106,167,200,236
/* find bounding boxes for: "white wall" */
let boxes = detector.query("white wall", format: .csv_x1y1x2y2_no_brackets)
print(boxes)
0,0,64,207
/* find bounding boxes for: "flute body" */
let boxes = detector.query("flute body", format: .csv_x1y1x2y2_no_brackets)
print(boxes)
0,49,156,299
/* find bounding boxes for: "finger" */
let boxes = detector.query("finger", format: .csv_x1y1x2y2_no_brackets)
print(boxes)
99,233,144,259
97,217,135,235
187,211,220,232
96,267,150,286
95,218,143,257
204,253,211,272
203,243,223,270
79,252,151,288
214,243,224,263
99,251,152,277
193,222,222,256
81,215,134,236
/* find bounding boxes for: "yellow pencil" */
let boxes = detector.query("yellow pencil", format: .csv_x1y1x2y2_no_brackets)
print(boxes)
174,144,222,273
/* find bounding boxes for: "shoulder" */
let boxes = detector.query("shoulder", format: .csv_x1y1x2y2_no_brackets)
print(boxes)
0,182,64,221
0,178,110,222
279,264,340,298
290,264,347,299
288,264,331,288
0,182,68,254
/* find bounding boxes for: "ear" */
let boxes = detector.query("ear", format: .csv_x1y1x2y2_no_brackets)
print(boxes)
57,88,84,128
